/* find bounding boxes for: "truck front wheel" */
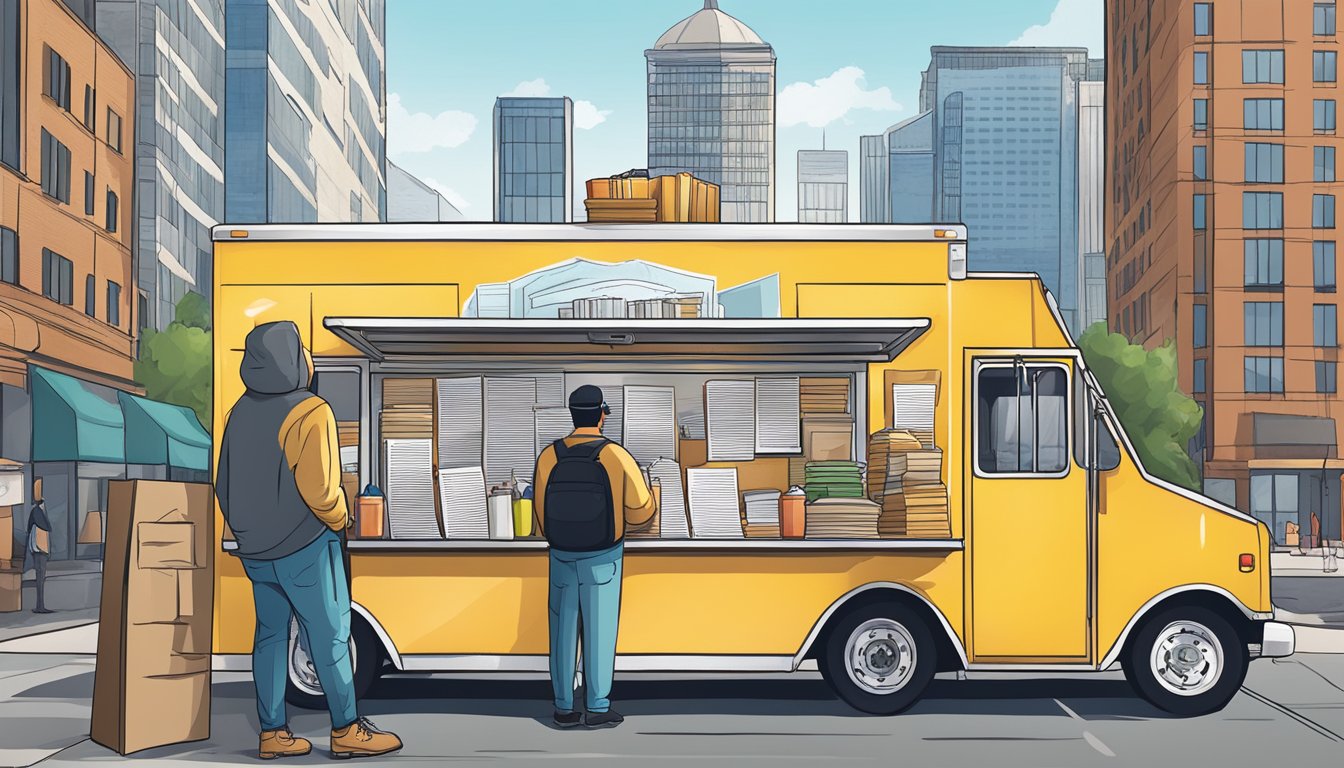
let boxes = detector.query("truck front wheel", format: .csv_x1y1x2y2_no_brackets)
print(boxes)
1122,606,1246,717
285,618,383,710
818,602,937,715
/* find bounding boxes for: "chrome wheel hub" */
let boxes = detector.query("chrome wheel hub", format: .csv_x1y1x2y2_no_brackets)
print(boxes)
288,621,356,696
1150,620,1223,697
845,618,917,695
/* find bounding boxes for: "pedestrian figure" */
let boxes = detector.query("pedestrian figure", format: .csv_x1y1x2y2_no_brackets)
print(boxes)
27,479,51,614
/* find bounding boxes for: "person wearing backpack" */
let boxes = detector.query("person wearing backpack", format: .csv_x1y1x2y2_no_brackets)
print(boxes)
533,384,655,729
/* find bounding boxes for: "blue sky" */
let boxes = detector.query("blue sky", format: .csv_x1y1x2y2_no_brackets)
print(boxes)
386,0,1103,221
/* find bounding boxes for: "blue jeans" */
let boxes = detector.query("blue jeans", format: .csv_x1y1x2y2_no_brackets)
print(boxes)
240,529,358,731
549,542,624,713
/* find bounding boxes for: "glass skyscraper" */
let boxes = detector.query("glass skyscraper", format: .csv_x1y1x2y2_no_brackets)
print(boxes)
98,0,225,330
858,135,888,223
797,150,847,223
885,111,934,224
646,0,775,223
492,96,573,223
224,0,385,225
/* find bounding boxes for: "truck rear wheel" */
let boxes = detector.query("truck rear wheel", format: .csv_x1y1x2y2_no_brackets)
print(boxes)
818,602,937,715
285,618,382,710
1122,606,1246,717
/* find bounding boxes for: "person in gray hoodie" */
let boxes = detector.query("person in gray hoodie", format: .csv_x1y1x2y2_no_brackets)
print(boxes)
217,321,401,760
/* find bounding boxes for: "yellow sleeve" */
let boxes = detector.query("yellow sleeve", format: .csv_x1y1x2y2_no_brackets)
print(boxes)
283,400,349,531
532,446,556,537
613,446,655,526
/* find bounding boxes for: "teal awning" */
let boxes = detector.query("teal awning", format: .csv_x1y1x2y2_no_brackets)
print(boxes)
118,392,210,470
31,366,125,463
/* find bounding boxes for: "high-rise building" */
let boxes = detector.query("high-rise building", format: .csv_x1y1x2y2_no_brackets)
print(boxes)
97,0,224,331
1077,78,1106,331
1109,0,1344,541
224,0,386,224
492,96,573,223
797,149,848,223
387,161,463,222
646,0,775,223
885,111,934,224
859,135,889,223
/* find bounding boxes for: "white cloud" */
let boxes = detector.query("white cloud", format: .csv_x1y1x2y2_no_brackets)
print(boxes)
778,67,901,129
503,78,551,98
1010,0,1104,54
387,93,477,155
421,177,471,211
502,78,610,130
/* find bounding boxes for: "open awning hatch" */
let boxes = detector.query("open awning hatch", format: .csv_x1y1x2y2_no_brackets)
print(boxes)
323,318,930,364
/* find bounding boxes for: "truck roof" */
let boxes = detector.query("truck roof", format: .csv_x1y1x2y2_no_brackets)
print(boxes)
211,223,968,243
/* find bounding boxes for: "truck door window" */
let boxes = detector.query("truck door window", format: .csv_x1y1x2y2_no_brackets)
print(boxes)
1072,375,1121,471
977,364,1069,476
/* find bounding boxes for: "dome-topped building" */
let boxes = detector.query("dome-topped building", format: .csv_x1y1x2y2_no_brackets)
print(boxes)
645,1,776,222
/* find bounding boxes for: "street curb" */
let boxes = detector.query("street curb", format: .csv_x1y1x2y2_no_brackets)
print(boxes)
1292,624,1344,654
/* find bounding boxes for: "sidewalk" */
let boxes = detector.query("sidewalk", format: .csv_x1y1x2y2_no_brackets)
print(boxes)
0,560,102,643
1272,550,1344,577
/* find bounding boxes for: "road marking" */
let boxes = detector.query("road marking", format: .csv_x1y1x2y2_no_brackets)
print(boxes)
1055,698,1115,758
1242,686,1344,742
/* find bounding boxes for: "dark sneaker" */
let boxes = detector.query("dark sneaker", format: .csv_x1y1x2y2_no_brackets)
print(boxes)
584,710,624,729
553,709,582,728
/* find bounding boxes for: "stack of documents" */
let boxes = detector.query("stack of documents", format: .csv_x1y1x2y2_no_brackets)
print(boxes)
803,461,865,502
743,489,782,538
623,385,677,464
485,378,538,487
891,383,937,449
437,377,483,469
754,377,801,454
800,377,849,414
706,380,755,461
687,467,743,539
571,298,627,318
627,299,678,318
384,439,439,539
436,466,490,539
648,458,688,538
382,379,434,440
805,498,881,539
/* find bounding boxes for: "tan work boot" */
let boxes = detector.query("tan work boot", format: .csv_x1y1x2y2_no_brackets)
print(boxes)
331,717,402,759
259,728,312,759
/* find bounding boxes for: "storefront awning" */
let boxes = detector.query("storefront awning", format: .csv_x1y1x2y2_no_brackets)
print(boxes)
30,366,125,463
323,318,931,363
1253,413,1337,459
118,393,211,470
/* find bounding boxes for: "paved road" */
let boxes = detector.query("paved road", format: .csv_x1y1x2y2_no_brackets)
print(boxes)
3,651,1343,767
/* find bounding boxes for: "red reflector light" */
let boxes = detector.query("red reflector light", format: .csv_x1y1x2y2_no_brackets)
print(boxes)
1239,554,1255,572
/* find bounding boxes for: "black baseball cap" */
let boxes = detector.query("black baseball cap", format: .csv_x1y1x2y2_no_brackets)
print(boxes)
568,385,611,414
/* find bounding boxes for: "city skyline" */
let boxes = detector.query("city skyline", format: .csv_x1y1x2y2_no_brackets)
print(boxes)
385,0,1103,221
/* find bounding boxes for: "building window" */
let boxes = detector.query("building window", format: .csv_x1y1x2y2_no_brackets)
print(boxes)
82,85,94,132
1319,361,1339,393
1194,146,1208,180
1243,50,1285,83
1244,238,1284,288
1317,99,1337,133
41,248,72,306
106,281,120,327
1245,98,1285,130
106,108,122,154
1317,304,1339,346
105,188,117,233
1195,3,1213,35
39,130,70,204
1193,359,1207,394
1244,192,1284,229
1317,241,1338,290
1251,473,1298,543
1319,3,1338,35
1317,51,1339,82
1245,301,1284,346
1245,356,1285,393
83,171,93,216
43,46,70,112
1194,304,1209,347
1194,194,1208,229
0,226,16,285
83,274,94,317
0,0,18,171
1195,99,1209,131
1316,194,1337,228
1194,52,1210,84
1245,142,1285,182
1318,146,1338,181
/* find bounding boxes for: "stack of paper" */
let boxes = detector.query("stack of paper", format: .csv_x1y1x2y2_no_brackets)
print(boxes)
805,497,881,539
648,458,689,538
382,379,434,439
436,466,490,539
892,383,937,449
686,467,743,539
706,380,755,461
571,297,627,318
534,373,566,407
437,377,483,469
623,385,677,464
384,439,439,539
800,377,850,414
485,378,538,486
743,489,781,538
755,377,801,454
804,461,865,502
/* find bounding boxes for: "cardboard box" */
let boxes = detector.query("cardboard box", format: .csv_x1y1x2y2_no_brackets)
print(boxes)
0,570,19,612
92,480,213,755
78,510,103,545
803,416,855,462
0,506,11,561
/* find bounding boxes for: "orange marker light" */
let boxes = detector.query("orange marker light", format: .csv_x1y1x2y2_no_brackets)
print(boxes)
230,230,249,239
1239,554,1255,572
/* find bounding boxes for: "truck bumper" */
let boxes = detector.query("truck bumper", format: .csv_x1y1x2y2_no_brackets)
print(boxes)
1255,621,1296,659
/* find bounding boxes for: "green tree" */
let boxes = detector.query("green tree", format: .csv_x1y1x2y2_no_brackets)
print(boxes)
135,292,212,431
1077,323,1203,490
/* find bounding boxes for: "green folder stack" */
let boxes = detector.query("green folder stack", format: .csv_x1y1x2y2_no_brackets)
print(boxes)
803,461,865,502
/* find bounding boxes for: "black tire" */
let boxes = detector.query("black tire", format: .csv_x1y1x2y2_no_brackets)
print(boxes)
285,618,382,710
818,602,937,715
1122,606,1247,717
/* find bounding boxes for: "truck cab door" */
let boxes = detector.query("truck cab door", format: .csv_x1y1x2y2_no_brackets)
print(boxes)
968,354,1090,662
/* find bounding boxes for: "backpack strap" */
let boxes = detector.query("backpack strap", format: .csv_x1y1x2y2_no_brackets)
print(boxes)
552,437,609,460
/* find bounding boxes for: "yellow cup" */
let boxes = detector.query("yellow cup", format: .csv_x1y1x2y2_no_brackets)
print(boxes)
513,499,534,538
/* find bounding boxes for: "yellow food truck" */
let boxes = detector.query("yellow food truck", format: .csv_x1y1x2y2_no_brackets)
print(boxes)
211,223,1293,717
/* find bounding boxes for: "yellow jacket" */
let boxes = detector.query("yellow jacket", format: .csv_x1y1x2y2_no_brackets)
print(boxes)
533,432,655,540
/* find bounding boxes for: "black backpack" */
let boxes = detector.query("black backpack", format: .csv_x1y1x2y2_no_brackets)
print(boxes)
543,438,616,552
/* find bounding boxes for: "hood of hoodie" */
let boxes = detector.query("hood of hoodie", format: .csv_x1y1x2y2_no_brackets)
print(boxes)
240,321,311,395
